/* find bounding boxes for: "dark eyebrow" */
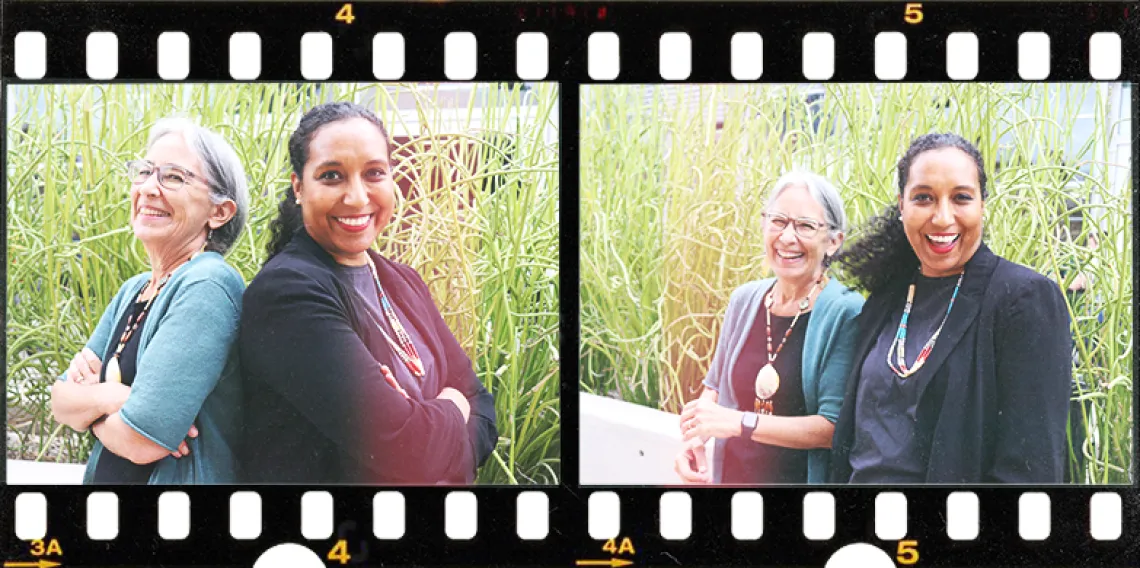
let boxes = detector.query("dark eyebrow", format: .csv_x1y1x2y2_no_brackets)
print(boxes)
315,159,390,169
910,184,978,192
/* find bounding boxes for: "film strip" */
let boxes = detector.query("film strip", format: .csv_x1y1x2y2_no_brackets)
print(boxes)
2,2,1138,567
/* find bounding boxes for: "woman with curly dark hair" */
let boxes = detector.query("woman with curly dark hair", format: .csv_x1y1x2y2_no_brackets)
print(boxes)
238,102,497,484
829,133,1072,484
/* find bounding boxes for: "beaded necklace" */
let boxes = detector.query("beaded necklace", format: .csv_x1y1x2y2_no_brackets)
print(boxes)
753,274,823,415
365,255,425,378
887,269,965,379
104,274,172,384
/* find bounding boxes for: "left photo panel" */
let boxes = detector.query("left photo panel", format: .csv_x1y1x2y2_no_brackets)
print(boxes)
5,82,561,486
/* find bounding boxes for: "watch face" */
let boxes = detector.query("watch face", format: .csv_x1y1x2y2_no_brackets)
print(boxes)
744,412,758,429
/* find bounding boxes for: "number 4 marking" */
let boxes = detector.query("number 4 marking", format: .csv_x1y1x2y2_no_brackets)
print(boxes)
336,3,356,24
328,539,351,564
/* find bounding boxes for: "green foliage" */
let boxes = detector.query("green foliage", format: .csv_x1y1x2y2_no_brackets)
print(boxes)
580,84,1132,484
6,83,560,485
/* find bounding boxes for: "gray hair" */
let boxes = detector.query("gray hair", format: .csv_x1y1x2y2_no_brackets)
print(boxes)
764,170,848,257
145,118,249,256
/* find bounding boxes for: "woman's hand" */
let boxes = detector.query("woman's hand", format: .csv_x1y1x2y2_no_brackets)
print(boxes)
437,387,471,423
66,348,102,385
170,424,198,458
674,437,711,483
680,398,743,442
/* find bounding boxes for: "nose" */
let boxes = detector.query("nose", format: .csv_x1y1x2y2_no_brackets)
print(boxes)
932,199,953,227
343,177,368,207
136,175,163,197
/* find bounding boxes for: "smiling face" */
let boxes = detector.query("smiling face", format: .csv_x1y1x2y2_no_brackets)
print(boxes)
130,133,218,258
293,117,395,266
763,184,841,286
898,147,985,277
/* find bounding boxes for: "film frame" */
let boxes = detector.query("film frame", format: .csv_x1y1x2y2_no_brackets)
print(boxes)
1,1,1138,567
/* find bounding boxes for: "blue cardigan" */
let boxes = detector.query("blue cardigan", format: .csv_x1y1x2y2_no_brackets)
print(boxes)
62,252,245,484
702,276,864,483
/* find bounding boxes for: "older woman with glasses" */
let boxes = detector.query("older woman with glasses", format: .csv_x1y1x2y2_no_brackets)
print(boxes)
675,171,864,484
50,118,250,484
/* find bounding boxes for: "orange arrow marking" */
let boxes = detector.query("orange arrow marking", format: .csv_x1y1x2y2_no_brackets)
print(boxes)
5,561,61,568
575,559,632,568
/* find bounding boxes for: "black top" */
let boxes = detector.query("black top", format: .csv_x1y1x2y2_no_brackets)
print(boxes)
830,244,1073,484
847,273,956,483
721,300,810,484
92,298,157,484
239,229,498,484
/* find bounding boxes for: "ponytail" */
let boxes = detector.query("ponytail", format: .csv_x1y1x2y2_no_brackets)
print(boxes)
835,204,918,294
264,188,303,262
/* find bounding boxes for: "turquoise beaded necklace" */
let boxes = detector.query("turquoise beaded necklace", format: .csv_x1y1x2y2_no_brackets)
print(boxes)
887,269,965,378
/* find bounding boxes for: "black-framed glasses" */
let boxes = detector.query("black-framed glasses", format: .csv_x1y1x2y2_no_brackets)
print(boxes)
762,212,830,238
126,160,207,192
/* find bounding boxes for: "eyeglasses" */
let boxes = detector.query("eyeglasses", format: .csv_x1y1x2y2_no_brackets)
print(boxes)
126,160,207,192
762,212,830,238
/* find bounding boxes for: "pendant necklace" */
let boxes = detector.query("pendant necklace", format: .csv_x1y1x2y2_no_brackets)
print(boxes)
887,269,964,378
365,255,425,378
754,274,823,415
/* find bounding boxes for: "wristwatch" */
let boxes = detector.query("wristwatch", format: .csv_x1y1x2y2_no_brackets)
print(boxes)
740,411,759,439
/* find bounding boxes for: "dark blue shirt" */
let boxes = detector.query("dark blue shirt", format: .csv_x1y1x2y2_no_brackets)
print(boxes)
848,273,957,483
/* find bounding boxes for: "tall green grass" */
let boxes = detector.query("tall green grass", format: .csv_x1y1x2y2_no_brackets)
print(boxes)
580,84,1132,484
6,82,560,485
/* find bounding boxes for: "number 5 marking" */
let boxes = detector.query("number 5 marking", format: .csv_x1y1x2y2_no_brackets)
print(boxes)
336,3,356,24
897,539,919,565
904,3,923,24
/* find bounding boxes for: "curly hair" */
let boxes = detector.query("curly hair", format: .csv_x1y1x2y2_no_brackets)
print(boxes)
264,102,391,263
837,133,987,294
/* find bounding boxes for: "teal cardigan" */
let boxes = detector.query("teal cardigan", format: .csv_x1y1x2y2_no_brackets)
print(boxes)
60,252,245,484
701,277,864,483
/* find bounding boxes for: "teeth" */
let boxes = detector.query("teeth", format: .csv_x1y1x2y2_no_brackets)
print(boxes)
927,234,958,244
776,250,804,259
335,215,372,227
139,207,168,216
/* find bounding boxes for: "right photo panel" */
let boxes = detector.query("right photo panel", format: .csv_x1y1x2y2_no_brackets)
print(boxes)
579,83,1133,486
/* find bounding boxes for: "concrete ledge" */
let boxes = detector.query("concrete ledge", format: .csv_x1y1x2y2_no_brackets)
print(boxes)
7,459,85,485
579,391,715,485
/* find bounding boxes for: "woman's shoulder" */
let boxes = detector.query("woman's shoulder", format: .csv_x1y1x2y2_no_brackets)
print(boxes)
821,277,865,313
729,278,773,302
181,253,245,289
372,252,418,276
989,255,1064,305
371,252,430,290
245,251,331,297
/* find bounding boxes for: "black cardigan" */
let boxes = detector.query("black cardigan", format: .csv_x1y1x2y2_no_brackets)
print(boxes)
239,229,497,484
830,244,1073,484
